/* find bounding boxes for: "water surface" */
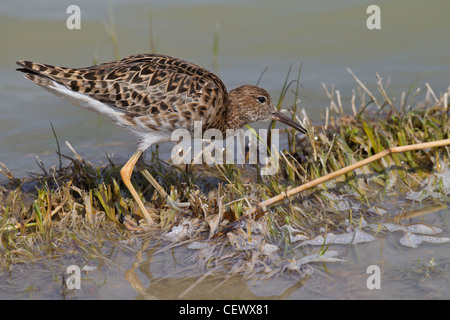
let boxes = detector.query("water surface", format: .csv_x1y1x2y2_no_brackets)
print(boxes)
1,0,449,300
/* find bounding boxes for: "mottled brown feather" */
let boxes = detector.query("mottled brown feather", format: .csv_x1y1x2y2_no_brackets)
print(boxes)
17,54,228,133
16,53,306,138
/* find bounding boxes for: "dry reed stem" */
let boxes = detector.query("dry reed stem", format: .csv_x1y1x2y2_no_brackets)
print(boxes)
347,68,381,109
216,138,450,236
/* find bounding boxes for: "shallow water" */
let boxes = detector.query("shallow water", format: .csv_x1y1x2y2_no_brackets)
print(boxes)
1,204,448,300
1,0,450,300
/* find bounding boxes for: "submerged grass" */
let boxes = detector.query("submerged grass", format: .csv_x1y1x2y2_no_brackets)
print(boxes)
1,71,449,282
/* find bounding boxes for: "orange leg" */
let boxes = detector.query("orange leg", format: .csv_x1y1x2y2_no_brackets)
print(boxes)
120,150,190,222
120,149,154,223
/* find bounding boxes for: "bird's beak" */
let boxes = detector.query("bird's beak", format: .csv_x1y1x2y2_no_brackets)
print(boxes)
272,110,306,134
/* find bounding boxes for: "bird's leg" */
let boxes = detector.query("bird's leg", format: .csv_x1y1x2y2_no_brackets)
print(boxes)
120,149,154,223
140,169,190,211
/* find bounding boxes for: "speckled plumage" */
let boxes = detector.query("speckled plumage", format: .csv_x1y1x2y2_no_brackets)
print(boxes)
18,54,229,143
16,53,306,221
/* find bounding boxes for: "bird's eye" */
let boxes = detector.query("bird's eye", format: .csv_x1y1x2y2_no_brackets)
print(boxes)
256,96,266,104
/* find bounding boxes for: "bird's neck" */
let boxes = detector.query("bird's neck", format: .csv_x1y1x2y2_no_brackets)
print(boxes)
222,108,248,132
219,90,251,132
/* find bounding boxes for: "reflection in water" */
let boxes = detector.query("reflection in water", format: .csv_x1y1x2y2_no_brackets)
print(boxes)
391,204,447,223
119,203,450,299
124,237,308,300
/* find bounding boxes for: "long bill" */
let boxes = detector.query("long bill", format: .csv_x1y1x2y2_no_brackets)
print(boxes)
272,110,307,134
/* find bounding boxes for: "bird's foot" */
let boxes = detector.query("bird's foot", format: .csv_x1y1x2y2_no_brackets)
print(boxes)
164,196,190,212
